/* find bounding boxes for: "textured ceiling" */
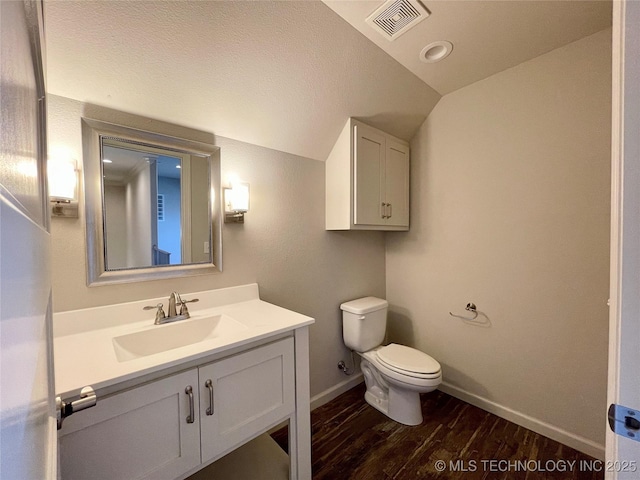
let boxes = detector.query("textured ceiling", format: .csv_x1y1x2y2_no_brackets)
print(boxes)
324,0,612,95
44,1,611,162
44,1,441,161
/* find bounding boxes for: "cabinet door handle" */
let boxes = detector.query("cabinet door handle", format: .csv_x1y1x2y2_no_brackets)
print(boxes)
381,202,389,219
381,202,391,219
185,385,195,424
205,379,214,416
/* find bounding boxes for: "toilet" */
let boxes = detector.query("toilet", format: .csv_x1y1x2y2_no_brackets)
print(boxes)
340,297,442,426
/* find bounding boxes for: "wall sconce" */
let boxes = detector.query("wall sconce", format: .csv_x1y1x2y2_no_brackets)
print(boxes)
48,157,79,218
224,182,249,223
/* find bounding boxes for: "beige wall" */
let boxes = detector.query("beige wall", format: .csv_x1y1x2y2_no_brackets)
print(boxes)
386,29,611,454
48,94,386,397
126,165,152,267
103,184,127,269
189,157,211,264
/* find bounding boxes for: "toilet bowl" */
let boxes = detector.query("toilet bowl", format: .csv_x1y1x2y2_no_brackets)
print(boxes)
359,344,441,425
340,297,442,426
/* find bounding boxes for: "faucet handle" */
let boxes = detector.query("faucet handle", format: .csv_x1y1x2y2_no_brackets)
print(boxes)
179,298,199,316
144,303,166,324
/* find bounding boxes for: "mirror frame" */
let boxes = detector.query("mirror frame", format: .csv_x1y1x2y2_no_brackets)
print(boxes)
81,117,222,286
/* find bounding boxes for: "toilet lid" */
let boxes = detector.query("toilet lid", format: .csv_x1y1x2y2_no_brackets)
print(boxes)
376,344,441,375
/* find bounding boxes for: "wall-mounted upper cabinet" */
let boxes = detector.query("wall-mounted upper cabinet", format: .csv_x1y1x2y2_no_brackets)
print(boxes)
326,118,409,231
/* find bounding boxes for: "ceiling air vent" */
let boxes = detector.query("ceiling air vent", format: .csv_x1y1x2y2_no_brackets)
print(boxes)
365,0,430,41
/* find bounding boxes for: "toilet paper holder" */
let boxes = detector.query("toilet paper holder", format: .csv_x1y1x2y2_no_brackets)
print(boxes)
449,302,478,320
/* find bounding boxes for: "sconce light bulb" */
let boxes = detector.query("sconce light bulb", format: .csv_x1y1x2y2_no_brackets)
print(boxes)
230,182,249,212
48,158,77,200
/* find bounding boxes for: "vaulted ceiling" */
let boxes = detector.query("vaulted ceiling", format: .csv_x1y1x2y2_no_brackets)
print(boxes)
324,0,611,95
44,1,611,161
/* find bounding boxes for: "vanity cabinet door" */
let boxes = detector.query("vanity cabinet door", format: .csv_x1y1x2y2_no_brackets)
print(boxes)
199,337,295,463
59,369,200,480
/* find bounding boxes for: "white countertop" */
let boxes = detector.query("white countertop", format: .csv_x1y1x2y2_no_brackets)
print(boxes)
54,284,314,397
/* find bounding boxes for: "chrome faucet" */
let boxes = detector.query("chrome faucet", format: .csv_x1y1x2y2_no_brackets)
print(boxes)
144,292,199,325
168,291,182,318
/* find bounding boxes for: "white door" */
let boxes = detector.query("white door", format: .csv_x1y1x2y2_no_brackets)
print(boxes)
0,1,56,478
607,1,640,478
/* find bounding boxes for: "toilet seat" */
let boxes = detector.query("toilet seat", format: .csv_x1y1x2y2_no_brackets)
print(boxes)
376,344,441,379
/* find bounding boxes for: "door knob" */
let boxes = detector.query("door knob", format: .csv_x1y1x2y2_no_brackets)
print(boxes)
56,386,97,430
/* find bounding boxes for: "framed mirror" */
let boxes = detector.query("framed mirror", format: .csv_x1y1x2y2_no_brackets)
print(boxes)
82,118,222,286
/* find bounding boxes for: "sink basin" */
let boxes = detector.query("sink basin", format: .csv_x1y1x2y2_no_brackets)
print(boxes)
113,314,247,362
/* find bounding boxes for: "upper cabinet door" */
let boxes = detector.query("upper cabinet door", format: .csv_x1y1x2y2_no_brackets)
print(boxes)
353,124,386,226
385,140,410,227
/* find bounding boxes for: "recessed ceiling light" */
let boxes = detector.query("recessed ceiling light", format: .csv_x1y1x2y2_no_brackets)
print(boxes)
420,40,453,64
102,158,112,163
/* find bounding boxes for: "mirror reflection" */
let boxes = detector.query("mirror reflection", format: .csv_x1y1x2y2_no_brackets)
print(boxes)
81,117,221,286
101,138,212,270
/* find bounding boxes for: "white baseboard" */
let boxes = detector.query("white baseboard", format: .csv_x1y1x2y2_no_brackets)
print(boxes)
438,382,605,460
310,373,364,411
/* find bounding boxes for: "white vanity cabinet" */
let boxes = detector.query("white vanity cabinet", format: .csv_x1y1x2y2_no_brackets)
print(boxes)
59,337,298,480
326,118,410,231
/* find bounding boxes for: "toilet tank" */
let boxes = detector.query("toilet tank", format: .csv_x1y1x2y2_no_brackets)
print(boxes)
340,297,388,352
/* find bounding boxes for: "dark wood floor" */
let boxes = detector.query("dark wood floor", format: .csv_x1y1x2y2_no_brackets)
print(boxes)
272,383,603,480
